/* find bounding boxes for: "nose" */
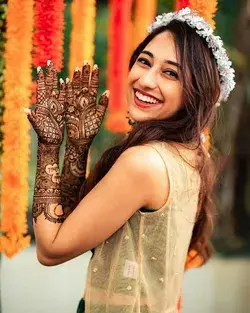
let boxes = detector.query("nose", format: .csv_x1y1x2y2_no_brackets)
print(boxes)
138,68,158,90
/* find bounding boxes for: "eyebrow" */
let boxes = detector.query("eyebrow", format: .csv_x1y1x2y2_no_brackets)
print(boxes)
141,50,181,69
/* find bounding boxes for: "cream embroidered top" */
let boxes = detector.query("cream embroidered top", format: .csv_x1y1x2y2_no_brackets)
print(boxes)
83,140,200,313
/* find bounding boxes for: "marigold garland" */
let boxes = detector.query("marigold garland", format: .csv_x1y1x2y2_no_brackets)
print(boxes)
175,0,190,10
69,0,96,78
69,0,96,177
33,0,65,71
190,0,218,30
0,1,7,157
105,0,133,133
132,0,157,50
0,0,33,258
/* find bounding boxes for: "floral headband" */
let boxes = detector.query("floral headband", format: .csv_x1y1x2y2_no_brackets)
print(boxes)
147,7,236,103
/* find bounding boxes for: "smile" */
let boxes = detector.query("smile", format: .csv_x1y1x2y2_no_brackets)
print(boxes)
134,89,162,104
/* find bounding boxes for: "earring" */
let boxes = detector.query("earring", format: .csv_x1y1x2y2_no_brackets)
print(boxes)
126,111,136,126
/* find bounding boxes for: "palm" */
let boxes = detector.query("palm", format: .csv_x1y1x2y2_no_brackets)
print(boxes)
28,61,65,145
65,63,109,147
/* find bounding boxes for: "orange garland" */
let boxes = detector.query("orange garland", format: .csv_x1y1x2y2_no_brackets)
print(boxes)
189,0,218,148
69,0,96,78
190,0,218,30
0,0,33,258
132,0,157,51
33,0,65,71
105,0,133,133
69,0,96,177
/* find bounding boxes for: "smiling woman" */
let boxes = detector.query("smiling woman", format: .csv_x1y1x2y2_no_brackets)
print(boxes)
127,31,183,121
25,7,235,313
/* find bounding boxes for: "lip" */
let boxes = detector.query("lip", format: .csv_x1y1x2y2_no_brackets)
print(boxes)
134,88,163,102
133,89,162,109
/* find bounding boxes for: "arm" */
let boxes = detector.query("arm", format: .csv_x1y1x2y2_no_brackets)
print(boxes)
60,62,106,215
34,145,163,266
27,60,108,263
60,140,90,215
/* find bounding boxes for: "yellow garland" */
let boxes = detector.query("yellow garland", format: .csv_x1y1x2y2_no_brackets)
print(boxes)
69,0,96,78
189,0,218,147
132,0,157,50
0,0,33,258
190,0,218,30
69,0,96,177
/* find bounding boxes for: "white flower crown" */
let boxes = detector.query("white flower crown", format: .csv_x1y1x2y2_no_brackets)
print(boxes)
147,7,236,103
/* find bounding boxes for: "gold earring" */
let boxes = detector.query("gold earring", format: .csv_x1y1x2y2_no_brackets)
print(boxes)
126,111,136,126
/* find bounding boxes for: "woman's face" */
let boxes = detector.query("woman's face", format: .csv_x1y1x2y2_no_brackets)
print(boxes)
127,31,184,122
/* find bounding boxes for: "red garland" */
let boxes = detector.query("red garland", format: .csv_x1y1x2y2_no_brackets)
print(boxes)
33,0,65,71
106,0,133,133
175,0,190,10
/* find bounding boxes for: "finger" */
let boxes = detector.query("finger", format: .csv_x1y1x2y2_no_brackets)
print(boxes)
36,67,46,105
52,67,59,98
89,64,99,97
65,78,74,106
72,67,81,94
45,60,54,97
27,110,37,126
81,61,91,90
96,90,109,114
58,78,66,107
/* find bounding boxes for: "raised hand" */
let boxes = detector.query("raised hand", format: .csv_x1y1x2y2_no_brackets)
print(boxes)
65,62,109,150
27,60,66,146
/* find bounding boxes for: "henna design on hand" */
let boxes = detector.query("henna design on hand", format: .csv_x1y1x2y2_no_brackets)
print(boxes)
60,63,109,214
65,63,109,150
33,143,65,223
28,61,66,146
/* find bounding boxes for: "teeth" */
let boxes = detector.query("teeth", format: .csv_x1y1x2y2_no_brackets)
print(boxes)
135,91,159,104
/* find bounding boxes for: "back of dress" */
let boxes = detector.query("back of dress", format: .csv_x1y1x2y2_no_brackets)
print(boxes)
84,141,201,313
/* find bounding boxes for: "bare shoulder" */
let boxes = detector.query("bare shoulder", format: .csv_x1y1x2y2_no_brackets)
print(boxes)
118,145,170,209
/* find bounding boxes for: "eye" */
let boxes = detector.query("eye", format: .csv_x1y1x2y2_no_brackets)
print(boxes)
137,57,151,67
163,70,179,79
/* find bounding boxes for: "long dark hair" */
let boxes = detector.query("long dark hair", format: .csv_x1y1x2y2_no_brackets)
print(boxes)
79,20,221,265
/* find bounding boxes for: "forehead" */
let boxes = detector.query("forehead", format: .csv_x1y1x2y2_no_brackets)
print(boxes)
144,31,177,62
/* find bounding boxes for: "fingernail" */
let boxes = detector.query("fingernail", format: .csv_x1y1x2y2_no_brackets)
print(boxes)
75,66,80,72
83,60,89,65
66,78,70,83
59,78,64,84
93,64,98,70
37,66,41,73
23,107,31,115
104,90,110,97
47,60,51,66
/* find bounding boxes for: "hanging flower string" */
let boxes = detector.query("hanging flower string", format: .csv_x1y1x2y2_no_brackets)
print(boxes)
69,0,96,78
175,0,190,10
69,0,96,177
0,0,33,258
105,0,133,133
190,0,218,30
132,0,157,51
33,0,65,71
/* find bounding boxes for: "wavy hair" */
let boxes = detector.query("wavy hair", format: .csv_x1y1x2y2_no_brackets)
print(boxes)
79,20,221,265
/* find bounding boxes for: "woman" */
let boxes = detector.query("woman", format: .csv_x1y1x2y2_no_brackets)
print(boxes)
24,8,235,313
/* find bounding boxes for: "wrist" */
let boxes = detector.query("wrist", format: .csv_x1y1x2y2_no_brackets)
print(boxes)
37,142,60,156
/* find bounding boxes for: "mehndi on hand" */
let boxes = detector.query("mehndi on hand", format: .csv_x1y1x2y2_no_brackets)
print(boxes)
65,61,109,152
27,60,66,146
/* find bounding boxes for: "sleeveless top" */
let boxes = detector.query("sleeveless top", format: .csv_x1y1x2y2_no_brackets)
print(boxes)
83,140,201,313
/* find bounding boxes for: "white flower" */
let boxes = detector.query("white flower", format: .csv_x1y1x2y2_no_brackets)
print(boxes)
147,7,235,102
